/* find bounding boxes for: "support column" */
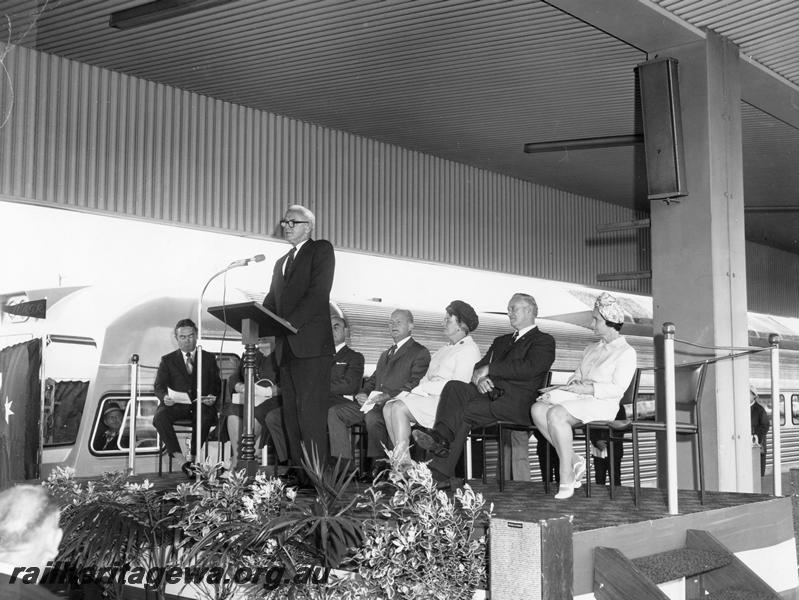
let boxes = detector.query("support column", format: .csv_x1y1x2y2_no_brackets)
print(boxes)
650,32,752,492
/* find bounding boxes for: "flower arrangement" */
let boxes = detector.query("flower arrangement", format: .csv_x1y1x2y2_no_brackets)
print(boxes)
43,449,490,600
328,449,492,600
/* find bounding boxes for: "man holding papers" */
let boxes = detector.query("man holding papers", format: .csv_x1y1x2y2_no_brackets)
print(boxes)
153,318,221,478
328,309,429,479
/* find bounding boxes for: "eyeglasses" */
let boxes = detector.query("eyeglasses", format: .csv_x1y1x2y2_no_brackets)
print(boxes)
280,219,310,229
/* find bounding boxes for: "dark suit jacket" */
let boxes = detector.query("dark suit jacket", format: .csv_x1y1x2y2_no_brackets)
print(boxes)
478,327,556,405
154,349,222,405
330,345,365,402
263,238,335,359
360,338,431,399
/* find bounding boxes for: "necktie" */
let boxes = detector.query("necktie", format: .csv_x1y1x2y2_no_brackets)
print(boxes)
387,344,397,359
185,353,194,374
511,331,519,343
284,247,296,275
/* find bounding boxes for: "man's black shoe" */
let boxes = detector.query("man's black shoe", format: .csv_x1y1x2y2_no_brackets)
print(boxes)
280,468,315,491
181,461,196,479
412,428,450,458
435,478,451,491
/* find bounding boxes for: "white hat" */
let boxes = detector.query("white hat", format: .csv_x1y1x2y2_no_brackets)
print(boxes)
594,292,625,324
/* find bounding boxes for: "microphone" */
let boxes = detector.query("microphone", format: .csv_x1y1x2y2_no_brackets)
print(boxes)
228,254,266,268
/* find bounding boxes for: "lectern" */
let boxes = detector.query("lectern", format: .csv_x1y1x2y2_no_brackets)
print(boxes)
208,302,297,475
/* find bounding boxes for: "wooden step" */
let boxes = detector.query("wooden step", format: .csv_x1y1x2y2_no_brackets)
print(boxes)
684,529,781,600
631,547,730,584
594,529,782,600
594,547,670,600
705,590,784,600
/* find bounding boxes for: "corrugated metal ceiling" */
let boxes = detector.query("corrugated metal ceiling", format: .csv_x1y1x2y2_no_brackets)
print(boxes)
652,0,799,84
1,0,797,253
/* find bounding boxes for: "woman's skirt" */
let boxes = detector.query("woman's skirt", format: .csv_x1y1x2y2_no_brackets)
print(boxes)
400,392,441,429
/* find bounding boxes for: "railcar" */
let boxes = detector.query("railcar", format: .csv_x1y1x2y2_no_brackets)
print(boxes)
0,281,797,486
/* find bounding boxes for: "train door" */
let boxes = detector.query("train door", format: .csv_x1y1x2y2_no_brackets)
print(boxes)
39,335,99,476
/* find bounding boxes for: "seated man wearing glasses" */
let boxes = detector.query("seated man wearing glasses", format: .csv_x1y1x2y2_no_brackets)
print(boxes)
263,205,335,486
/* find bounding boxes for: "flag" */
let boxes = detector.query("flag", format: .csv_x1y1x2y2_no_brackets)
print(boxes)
0,339,42,487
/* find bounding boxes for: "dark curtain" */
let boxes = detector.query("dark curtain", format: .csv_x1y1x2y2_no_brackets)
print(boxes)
49,380,89,445
0,339,42,487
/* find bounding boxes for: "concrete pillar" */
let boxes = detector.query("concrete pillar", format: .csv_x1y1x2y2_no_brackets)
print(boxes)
650,32,752,493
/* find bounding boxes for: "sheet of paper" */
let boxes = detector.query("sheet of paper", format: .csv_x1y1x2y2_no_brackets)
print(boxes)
359,390,384,414
167,387,191,404
538,385,564,393
232,384,272,407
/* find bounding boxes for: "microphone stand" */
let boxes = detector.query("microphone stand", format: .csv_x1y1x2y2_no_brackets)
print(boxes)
196,261,249,481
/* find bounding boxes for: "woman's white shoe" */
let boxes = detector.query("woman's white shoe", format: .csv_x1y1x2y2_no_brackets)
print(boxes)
554,482,575,500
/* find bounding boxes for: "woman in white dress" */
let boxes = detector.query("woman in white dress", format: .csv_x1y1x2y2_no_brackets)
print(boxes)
384,300,482,458
531,292,637,499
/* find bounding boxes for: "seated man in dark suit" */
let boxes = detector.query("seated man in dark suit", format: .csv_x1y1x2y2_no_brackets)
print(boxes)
328,309,430,477
263,316,365,469
153,318,221,477
414,293,556,489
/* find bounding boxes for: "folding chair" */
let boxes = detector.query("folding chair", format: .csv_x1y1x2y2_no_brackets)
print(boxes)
584,368,641,499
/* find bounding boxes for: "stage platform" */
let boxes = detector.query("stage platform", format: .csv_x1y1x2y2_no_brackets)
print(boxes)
141,473,799,599
477,480,797,599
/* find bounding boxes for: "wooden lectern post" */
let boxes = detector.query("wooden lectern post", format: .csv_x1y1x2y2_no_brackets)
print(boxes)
207,302,297,477
239,318,260,474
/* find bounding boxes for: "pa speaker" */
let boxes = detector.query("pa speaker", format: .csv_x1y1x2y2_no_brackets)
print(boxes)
490,516,572,600
636,57,688,200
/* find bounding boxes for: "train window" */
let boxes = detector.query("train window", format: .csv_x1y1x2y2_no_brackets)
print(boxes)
90,396,160,455
216,352,241,380
792,395,799,426
780,394,786,427
44,379,90,446
43,339,97,447
761,394,786,427
629,393,655,420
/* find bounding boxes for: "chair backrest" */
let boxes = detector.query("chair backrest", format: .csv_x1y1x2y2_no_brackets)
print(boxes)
673,362,708,409
620,368,641,420
543,370,553,388
632,362,707,423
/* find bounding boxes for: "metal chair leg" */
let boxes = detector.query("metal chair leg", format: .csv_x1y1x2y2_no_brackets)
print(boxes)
497,425,505,492
632,426,640,507
584,432,592,498
697,432,705,505
543,441,550,495
608,437,616,500
479,431,488,485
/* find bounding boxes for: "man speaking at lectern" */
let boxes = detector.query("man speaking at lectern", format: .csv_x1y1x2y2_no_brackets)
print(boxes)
264,205,335,483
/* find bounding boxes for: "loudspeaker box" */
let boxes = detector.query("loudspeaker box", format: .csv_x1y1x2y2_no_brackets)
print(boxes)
636,57,688,200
